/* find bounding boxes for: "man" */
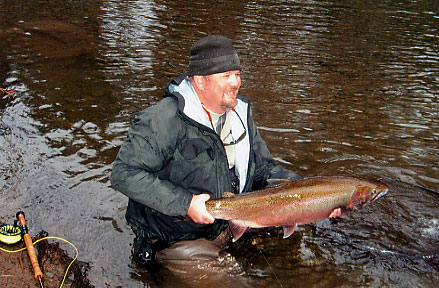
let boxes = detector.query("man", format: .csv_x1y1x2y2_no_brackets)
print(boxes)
111,35,300,267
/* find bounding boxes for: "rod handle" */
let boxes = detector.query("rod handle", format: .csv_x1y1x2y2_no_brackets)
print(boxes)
16,212,43,280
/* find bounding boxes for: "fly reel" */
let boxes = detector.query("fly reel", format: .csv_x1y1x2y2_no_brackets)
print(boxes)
0,223,22,244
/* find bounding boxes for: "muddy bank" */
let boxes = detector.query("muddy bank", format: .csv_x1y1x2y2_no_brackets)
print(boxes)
0,231,92,288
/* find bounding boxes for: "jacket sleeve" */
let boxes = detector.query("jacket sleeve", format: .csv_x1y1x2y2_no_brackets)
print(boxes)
248,107,301,188
110,101,193,217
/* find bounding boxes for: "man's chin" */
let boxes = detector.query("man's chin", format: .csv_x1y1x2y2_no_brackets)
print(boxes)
222,101,238,112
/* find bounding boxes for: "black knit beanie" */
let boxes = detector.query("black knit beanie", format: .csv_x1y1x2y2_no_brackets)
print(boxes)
188,35,241,76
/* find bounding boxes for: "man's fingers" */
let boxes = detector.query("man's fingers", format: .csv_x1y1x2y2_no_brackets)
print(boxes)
187,194,215,224
198,194,215,224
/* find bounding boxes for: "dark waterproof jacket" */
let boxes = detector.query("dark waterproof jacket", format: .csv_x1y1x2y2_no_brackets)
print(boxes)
110,74,301,243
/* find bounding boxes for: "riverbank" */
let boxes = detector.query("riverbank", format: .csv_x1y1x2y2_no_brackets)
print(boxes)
0,231,92,288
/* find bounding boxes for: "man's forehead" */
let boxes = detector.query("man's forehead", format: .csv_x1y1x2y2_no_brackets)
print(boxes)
211,70,241,76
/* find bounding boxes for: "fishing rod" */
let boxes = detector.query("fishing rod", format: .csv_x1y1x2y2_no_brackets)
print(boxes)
16,211,44,287
0,211,78,288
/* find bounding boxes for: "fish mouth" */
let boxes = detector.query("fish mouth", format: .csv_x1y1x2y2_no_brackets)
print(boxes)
360,186,388,208
371,187,389,202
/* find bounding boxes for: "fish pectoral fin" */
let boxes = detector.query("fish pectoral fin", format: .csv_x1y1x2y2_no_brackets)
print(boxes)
228,220,248,242
282,223,297,239
328,208,342,218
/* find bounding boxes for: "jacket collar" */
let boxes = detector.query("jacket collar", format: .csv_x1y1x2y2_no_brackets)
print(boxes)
166,75,212,129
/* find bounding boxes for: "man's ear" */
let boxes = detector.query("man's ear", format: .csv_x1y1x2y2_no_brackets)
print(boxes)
193,75,207,90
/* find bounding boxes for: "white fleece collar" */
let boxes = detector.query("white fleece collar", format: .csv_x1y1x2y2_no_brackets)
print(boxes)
168,79,211,128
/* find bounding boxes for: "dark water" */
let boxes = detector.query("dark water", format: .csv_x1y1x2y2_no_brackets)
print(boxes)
1,0,438,287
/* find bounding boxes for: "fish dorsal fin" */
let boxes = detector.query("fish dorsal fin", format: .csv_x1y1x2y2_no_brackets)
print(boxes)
282,223,297,239
266,178,290,188
222,192,235,198
228,220,247,242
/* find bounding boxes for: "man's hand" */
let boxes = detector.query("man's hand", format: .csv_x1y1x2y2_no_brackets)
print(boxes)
187,194,215,224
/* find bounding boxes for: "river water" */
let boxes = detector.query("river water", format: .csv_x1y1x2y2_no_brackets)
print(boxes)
0,0,438,287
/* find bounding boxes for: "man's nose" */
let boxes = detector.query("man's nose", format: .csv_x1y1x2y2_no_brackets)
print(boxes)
229,74,240,86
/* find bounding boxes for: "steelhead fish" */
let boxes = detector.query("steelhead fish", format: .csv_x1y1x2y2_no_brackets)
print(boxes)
206,176,388,241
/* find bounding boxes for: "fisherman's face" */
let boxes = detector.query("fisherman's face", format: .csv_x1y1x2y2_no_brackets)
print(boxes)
203,70,241,114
